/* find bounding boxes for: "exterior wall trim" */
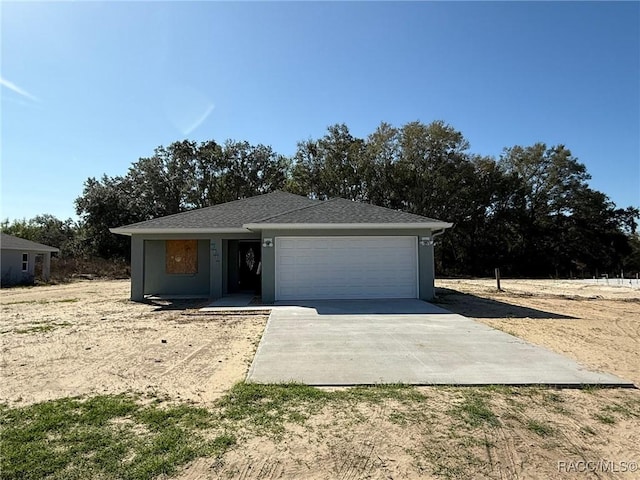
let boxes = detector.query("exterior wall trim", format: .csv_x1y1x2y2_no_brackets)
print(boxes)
111,227,250,236
244,222,453,230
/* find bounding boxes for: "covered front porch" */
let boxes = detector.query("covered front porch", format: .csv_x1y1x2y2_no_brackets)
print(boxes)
129,235,263,302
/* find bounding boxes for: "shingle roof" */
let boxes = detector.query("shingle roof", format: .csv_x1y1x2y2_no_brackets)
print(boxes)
1,233,60,252
251,197,442,224
115,191,319,230
111,190,451,234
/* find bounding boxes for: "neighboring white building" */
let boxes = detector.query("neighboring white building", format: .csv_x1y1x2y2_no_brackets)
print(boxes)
1,233,60,285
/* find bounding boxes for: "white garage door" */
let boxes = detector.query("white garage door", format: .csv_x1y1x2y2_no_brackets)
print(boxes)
275,236,418,300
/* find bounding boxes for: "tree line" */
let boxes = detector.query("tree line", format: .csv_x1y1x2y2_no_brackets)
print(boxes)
3,120,638,278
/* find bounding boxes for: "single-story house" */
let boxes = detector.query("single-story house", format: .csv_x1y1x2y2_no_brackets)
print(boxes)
111,191,452,303
1,233,60,285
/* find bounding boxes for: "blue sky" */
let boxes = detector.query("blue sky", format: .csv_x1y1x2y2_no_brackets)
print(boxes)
1,1,638,221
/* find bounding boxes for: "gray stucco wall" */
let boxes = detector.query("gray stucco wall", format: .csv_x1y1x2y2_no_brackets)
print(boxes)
1,249,35,285
127,230,438,302
130,236,144,301
143,240,211,296
259,228,437,303
418,241,436,301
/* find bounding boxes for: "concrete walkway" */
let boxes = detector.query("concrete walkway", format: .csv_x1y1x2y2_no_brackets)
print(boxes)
247,300,632,386
202,294,255,309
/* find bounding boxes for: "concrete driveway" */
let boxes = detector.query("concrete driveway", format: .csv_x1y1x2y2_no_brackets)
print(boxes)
247,299,631,386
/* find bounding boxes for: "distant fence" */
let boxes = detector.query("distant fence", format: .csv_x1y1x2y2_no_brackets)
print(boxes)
575,276,640,289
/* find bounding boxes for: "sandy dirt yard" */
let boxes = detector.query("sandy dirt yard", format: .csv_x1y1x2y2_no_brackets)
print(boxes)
1,279,639,480
0,280,267,406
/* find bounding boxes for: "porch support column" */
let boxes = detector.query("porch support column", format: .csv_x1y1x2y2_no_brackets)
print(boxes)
209,238,223,299
131,236,145,302
42,252,51,282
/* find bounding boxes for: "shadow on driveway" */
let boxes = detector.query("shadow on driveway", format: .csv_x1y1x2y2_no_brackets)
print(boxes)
273,299,451,315
434,287,576,320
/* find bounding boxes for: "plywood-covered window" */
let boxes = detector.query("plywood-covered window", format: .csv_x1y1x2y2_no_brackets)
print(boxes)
166,240,198,274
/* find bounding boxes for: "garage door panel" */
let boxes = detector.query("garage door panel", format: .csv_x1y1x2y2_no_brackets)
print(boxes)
277,256,298,266
277,239,295,249
275,236,417,300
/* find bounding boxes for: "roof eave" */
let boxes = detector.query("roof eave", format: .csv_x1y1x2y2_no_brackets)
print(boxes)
1,246,59,253
242,222,454,230
110,223,454,236
109,227,251,236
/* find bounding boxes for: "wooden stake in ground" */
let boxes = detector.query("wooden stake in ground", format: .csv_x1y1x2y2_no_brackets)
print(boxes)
495,268,502,291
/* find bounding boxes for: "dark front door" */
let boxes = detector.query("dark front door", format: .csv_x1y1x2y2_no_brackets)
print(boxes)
238,242,261,293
